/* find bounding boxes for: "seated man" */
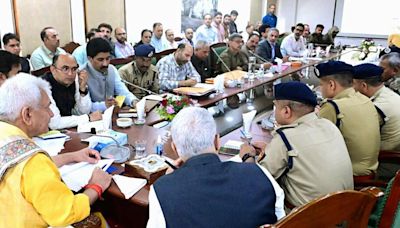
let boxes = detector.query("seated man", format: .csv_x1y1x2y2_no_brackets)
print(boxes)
98,23,116,58
241,81,353,208
194,14,218,45
0,74,111,227
256,28,285,64
150,22,166,53
118,44,159,99
316,61,380,177
72,28,103,66
147,107,285,228
2,33,30,73
42,53,102,129
82,37,138,112
379,52,400,94
309,24,325,44
353,63,400,151
191,40,211,82
114,27,135,58
219,33,248,73
164,29,178,49
0,50,21,86
322,26,339,45
157,43,201,91
242,33,272,69
31,27,66,70
280,23,306,57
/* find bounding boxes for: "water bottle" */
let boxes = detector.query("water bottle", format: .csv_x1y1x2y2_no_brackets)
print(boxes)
155,135,163,156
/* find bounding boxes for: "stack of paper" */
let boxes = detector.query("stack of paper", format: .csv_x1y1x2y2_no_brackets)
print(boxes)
33,137,66,156
112,175,147,199
223,140,244,150
77,106,114,133
59,159,114,192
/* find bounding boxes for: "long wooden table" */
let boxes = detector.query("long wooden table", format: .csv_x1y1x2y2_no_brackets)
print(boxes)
61,50,353,227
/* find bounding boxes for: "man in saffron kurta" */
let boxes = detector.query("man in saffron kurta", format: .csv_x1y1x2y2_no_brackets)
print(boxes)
0,73,111,227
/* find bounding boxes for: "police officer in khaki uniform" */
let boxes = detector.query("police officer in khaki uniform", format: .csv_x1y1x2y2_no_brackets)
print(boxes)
118,44,159,99
379,52,400,94
240,81,353,208
353,63,400,151
218,33,248,73
316,61,380,177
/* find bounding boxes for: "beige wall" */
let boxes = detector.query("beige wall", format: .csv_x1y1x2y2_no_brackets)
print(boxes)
250,0,263,25
85,0,125,35
15,0,72,55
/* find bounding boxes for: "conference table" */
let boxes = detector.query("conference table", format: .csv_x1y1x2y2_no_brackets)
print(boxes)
62,50,352,227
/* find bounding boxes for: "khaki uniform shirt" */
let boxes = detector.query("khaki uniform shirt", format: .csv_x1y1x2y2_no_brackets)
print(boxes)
118,61,159,99
319,88,380,176
259,113,354,207
372,86,400,150
219,49,248,73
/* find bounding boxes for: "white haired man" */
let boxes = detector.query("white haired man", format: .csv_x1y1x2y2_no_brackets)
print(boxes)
0,74,111,227
147,107,285,228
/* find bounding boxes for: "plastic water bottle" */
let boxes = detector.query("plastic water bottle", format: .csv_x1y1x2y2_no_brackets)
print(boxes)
258,64,264,78
155,135,163,156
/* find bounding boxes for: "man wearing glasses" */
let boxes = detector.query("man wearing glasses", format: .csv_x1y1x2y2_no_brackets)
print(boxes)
42,53,102,129
280,23,306,57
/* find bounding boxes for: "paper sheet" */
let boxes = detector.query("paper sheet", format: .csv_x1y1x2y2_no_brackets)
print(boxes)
60,159,114,192
115,95,126,108
77,106,114,133
243,110,257,134
144,94,164,101
112,175,147,199
32,137,66,156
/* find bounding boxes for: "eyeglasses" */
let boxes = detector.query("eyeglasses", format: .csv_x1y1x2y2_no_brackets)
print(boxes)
53,65,79,74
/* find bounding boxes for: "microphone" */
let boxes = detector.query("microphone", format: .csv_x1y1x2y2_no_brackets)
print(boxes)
248,50,269,63
211,47,231,72
121,79,159,95
85,128,131,163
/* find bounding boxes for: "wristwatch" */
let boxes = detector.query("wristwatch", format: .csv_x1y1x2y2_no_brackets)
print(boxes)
79,86,88,95
242,153,255,162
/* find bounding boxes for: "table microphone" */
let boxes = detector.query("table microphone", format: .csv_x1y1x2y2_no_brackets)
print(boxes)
248,50,269,63
211,47,231,72
121,79,159,95
86,128,131,163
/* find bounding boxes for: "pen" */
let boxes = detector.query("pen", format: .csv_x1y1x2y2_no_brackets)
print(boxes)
101,164,107,170
239,129,252,144
164,160,177,170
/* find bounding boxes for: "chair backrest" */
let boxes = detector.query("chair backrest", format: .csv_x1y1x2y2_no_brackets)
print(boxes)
110,56,134,69
266,187,382,228
174,37,183,42
31,66,51,77
378,170,400,228
62,41,81,54
209,42,227,76
154,48,176,63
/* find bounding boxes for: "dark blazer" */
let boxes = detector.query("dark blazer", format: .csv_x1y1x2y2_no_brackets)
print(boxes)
256,39,283,63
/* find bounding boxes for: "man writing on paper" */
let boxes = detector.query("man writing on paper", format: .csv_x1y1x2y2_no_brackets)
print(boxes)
157,43,201,92
82,37,139,112
42,53,102,130
0,74,112,227
147,107,285,227
241,81,353,209
119,44,159,99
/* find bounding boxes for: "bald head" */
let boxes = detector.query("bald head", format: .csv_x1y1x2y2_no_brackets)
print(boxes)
175,43,193,65
115,27,127,43
50,54,79,87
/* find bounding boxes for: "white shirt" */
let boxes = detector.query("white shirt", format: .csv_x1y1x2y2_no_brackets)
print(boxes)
146,162,285,228
48,78,92,130
280,33,306,57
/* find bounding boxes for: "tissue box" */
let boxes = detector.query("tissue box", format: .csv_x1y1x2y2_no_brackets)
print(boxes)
98,129,128,146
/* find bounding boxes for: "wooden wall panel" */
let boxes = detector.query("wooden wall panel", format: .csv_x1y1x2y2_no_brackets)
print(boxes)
85,0,125,34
